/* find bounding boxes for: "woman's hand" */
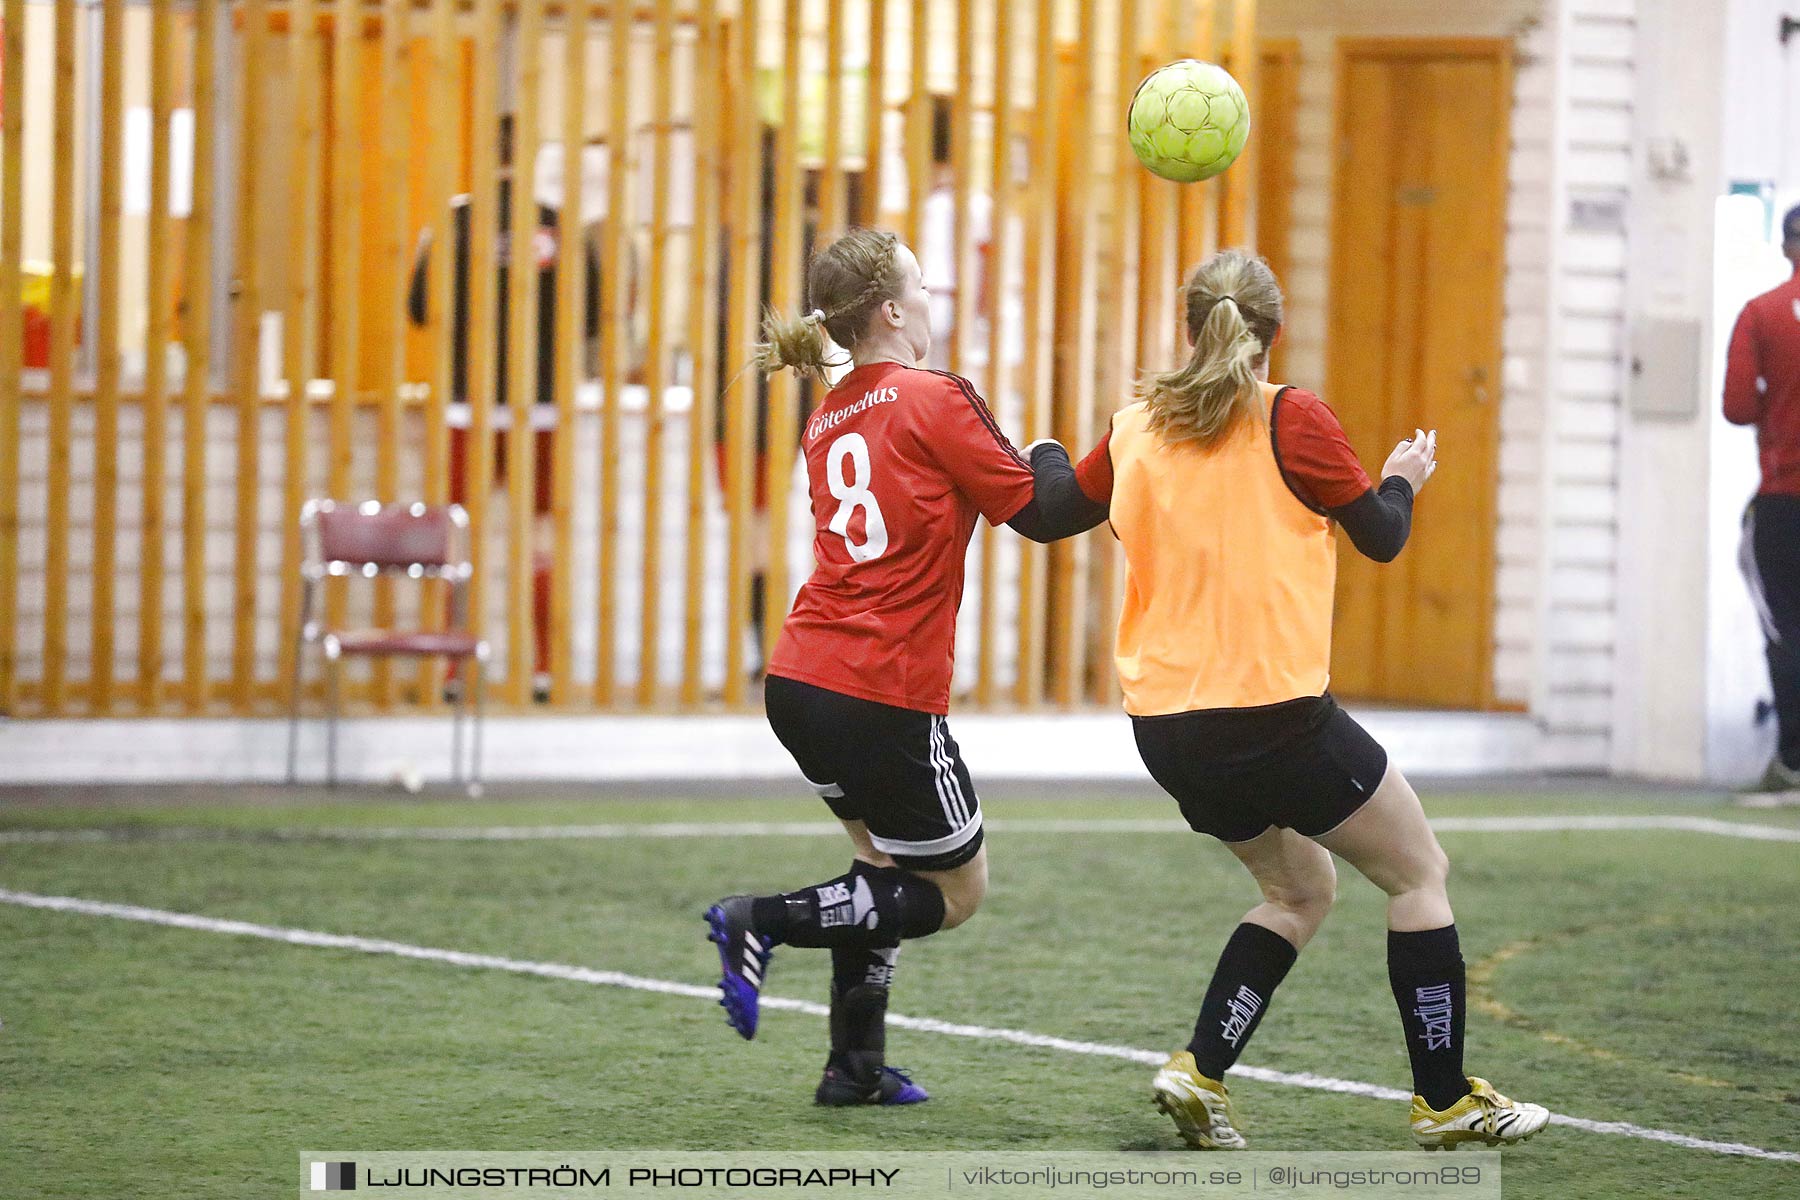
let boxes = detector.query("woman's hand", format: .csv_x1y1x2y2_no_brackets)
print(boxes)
1381,428,1438,493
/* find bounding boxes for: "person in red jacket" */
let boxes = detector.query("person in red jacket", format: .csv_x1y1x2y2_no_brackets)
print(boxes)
1724,203,1800,792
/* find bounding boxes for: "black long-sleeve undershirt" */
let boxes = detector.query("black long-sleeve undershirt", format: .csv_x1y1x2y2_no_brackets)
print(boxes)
1329,476,1414,563
1005,441,1112,543
1002,434,1414,559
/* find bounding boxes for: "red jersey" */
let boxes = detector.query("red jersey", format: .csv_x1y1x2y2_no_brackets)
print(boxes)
1724,268,1800,495
767,362,1036,713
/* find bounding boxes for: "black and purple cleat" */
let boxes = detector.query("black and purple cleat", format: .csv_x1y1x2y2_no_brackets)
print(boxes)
815,1057,930,1106
705,895,775,1040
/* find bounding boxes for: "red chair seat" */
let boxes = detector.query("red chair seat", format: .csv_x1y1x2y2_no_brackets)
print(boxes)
325,629,484,658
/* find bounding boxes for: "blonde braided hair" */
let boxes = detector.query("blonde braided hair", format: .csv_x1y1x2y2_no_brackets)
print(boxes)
755,229,904,384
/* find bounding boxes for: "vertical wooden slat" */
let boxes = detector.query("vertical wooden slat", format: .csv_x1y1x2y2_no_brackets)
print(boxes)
277,0,321,708
1255,41,1297,379
1219,0,1257,247
464,0,502,674
721,5,758,708
505,0,545,706
0,0,23,712
860,0,886,227
1080,0,1137,708
1113,0,1144,406
1050,7,1099,707
141,0,176,709
904,0,927,252
951,0,996,706
635,0,673,707
819,0,845,239
325,0,362,647
679,0,718,707
229,0,267,711
759,0,802,669
549,0,587,704
89,0,127,712
1177,0,1214,275
43,0,78,713
594,0,630,705
417,0,456,703
372,0,410,706
1138,6,1177,377
1012,0,1052,707
947,0,973,376
182,0,219,712
1092,0,1142,706
983,0,1014,709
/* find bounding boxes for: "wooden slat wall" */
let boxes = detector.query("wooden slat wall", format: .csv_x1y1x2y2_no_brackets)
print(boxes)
0,0,21,713
904,0,926,249
505,0,546,706
759,0,803,668
1,0,1265,721
635,0,672,706
90,0,126,714
720,4,757,708
277,0,322,709
594,0,630,705
819,0,846,240
142,0,176,709
372,0,410,706
43,0,77,713
324,0,360,645
860,0,886,228
679,0,719,707
550,0,588,705
1220,0,1256,246
1013,0,1053,707
416,0,456,707
463,0,502,682
229,0,266,710
971,0,1000,708
182,0,218,712
1093,0,1141,705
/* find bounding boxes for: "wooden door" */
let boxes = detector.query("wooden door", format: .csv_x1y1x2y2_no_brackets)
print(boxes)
1325,39,1510,708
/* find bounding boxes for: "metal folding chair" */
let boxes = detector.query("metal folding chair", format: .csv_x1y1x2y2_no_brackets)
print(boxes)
285,500,488,792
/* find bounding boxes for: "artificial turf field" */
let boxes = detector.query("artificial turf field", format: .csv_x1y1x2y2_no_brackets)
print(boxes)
2,782,1797,1199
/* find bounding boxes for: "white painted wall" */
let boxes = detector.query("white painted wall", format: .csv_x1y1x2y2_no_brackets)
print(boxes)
1605,0,1799,783
1609,0,1723,780
1710,199,1785,779
1720,0,1800,185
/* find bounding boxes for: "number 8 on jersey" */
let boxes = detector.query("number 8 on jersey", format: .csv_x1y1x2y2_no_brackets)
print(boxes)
827,432,889,562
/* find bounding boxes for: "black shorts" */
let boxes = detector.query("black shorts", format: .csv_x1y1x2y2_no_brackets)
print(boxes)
1132,694,1387,844
764,674,985,871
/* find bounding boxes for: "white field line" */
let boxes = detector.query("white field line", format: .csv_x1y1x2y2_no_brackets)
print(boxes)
1,887,1795,1166
4,814,1800,845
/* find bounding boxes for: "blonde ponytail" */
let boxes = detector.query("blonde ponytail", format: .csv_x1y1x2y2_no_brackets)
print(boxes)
1141,250,1284,449
754,307,835,384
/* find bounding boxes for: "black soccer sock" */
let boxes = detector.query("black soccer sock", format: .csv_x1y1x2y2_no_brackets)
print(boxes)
1186,922,1299,1080
1388,925,1470,1111
829,944,899,1062
749,860,946,948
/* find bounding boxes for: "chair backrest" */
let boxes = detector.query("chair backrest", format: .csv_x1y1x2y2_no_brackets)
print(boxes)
302,500,469,577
